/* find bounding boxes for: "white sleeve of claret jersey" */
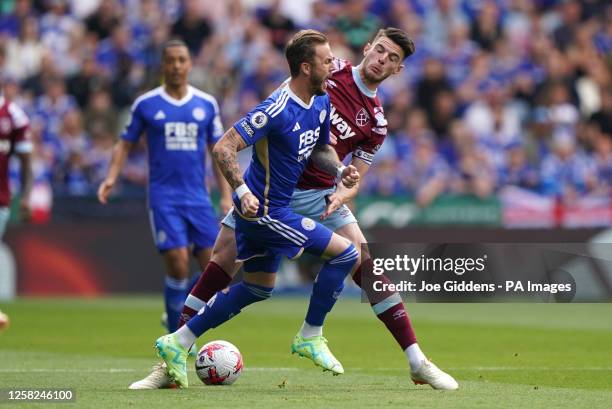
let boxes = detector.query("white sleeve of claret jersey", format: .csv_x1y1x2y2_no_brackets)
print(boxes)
8,102,33,154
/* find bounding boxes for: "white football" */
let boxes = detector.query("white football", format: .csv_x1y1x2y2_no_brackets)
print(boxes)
195,340,243,385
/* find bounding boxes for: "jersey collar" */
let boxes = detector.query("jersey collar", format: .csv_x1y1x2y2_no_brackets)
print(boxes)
160,86,194,106
286,83,314,109
352,66,377,98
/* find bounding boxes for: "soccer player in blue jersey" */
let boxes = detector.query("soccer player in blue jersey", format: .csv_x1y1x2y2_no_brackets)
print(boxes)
153,30,361,388
98,40,231,339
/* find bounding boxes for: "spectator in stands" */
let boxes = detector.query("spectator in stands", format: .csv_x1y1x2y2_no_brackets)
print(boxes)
257,0,295,51
38,0,78,69
416,58,452,133
589,87,612,140
403,135,450,207
450,144,496,199
32,76,76,144
0,0,36,38
470,0,502,52
4,16,44,81
540,131,598,201
171,0,213,56
591,126,612,196
66,53,104,108
335,0,380,53
85,0,120,42
498,142,540,191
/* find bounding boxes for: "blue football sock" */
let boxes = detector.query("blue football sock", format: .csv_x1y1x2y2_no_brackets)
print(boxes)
164,276,190,332
186,281,272,338
305,244,359,327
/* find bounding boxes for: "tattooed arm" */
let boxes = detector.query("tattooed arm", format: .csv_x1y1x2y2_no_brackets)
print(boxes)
212,127,247,189
310,144,360,189
212,127,259,216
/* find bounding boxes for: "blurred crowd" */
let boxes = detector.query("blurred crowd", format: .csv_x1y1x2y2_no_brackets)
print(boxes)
0,0,610,213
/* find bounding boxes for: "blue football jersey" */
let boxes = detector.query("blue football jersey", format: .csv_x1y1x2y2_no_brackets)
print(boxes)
121,86,223,206
233,84,331,217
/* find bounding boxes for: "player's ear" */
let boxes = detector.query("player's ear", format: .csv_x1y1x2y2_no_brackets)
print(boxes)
363,43,371,56
393,63,404,75
301,61,312,77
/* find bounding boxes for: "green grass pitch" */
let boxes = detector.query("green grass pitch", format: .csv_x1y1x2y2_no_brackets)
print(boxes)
0,297,610,408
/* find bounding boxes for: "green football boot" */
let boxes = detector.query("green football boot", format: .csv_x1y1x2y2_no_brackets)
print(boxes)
291,333,344,375
155,334,189,388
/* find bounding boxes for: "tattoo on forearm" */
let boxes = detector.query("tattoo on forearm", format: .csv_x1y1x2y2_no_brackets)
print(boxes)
212,128,245,190
311,145,342,177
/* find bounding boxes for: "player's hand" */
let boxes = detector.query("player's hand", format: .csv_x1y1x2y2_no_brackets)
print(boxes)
220,196,233,215
18,197,31,222
321,193,342,220
329,132,338,146
97,179,115,204
240,192,259,217
340,165,359,189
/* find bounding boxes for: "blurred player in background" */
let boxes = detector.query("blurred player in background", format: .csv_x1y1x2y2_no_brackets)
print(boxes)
132,28,457,390
0,79,33,239
0,80,33,334
97,40,231,341
153,29,362,389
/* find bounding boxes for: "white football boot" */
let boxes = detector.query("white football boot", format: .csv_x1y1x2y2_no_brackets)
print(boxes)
128,362,176,390
410,359,459,390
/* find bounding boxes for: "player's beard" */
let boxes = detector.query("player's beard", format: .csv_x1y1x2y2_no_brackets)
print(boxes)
310,72,328,96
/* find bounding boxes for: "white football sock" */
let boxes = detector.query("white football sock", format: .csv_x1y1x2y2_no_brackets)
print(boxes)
174,325,197,350
405,343,427,370
300,321,323,338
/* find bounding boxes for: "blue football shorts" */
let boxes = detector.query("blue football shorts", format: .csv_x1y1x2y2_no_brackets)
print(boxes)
221,187,357,231
232,206,334,273
148,202,219,253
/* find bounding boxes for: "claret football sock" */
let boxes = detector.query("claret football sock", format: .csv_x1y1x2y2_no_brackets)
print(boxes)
179,262,233,327
353,259,418,351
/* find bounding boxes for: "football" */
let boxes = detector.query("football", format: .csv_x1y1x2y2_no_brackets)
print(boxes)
195,340,243,385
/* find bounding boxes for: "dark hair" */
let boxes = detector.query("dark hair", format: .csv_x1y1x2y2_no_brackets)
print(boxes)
285,29,329,77
161,39,190,60
372,27,415,60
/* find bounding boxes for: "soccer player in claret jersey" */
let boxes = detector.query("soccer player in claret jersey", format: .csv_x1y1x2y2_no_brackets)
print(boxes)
132,28,457,390
0,83,33,239
97,40,231,369
153,29,361,389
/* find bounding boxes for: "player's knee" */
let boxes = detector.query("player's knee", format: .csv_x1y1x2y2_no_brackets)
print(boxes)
242,282,273,302
328,244,359,271
165,259,190,279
